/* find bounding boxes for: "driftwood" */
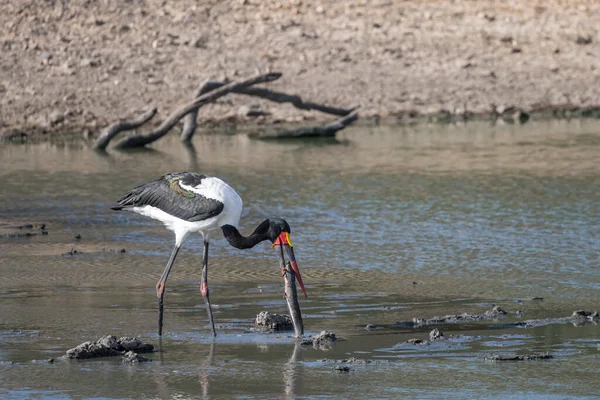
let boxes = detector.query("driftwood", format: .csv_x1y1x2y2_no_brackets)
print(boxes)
180,79,356,142
93,72,281,149
93,108,157,151
180,79,212,142
95,71,358,149
114,73,281,149
248,111,358,140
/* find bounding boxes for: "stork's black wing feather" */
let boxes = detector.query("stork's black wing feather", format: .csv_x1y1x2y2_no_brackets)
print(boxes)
111,173,224,222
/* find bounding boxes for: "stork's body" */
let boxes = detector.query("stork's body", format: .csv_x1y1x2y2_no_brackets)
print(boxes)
123,173,243,246
112,172,306,337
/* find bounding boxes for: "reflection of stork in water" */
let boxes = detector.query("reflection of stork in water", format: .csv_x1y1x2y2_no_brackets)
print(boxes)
284,344,300,398
112,172,307,337
198,341,215,399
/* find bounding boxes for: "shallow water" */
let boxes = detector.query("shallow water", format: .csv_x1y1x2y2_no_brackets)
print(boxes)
1,120,599,399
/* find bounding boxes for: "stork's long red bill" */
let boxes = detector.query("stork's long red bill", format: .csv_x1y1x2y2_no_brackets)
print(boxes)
288,259,307,298
273,232,307,298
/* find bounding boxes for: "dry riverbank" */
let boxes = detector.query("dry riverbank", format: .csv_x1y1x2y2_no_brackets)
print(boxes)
1,0,600,140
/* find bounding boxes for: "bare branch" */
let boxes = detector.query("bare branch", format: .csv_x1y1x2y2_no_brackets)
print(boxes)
93,108,157,151
248,112,359,140
180,79,215,143
113,72,281,149
196,80,355,116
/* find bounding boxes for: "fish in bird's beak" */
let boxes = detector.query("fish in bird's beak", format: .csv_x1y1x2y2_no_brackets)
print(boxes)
273,231,307,298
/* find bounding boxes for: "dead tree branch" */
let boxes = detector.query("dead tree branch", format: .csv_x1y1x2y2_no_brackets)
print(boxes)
180,79,217,143
180,80,355,142
200,80,354,115
114,72,281,149
95,73,281,149
248,111,359,140
93,108,157,151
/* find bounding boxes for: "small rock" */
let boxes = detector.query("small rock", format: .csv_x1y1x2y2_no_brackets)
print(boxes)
406,338,429,345
238,104,268,117
333,365,350,372
49,110,65,125
62,248,81,256
98,335,120,350
122,351,151,363
40,52,52,65
300,331,337,348
340,357,371,364
312,330,337,346
572,310,591,318
575,35,592,45
118,337,154,353
491,305,507,315
571,310,598,320
80,58,100,68
429,328,445,341
192,34,209,48
255,311,293,331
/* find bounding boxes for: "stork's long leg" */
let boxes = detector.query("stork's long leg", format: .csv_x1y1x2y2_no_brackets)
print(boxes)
156,244,181,336
200,240,217,337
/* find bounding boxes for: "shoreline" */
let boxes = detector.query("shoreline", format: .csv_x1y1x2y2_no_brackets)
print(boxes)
3,104,600,143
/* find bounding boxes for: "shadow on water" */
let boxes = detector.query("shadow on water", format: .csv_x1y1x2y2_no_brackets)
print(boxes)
1,120,599,398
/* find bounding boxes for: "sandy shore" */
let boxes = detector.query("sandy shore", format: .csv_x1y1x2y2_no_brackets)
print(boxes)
1,0,599,139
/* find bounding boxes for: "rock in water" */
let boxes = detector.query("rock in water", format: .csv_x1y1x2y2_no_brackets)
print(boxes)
300,330,337,348
65,335,154,359
122,351,151,363
255,311,294,331
429,328,445,341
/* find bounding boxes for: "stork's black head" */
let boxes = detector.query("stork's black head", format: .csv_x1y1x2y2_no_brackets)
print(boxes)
265,218,291,242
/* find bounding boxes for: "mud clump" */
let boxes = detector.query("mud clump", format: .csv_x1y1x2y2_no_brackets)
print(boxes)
571,310,599,320
62,248,82,256
300,330,337,349
485,352,553,361
334,365,351,372
65,335,154,361
395,306,508,328
429,328,445,341
505,310,599,329
2,223,48,238
399,328,477,348
319,357,376,365
254,311,293,332
122,351,151,363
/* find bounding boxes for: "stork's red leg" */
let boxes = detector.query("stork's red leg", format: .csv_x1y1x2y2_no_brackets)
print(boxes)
156,244,181,336
200,240,217,337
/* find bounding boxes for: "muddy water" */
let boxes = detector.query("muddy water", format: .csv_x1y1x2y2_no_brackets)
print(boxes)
1,120,599,399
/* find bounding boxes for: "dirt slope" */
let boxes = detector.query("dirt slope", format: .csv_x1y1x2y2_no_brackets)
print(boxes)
1,0,599,138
